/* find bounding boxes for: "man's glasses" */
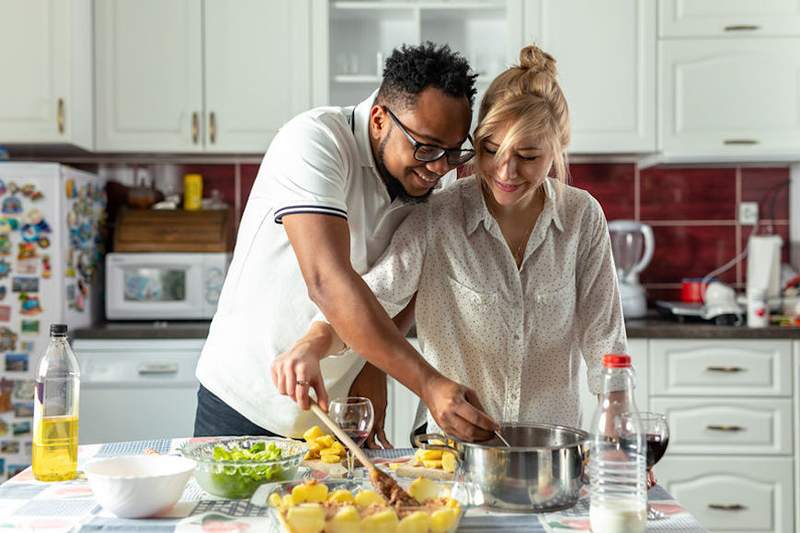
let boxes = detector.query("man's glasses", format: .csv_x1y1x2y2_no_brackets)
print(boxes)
384,107,475,167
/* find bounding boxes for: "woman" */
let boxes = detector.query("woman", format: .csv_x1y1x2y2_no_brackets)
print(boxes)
273,44,626,436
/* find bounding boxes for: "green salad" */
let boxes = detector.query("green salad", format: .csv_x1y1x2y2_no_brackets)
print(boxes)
207,441,289,499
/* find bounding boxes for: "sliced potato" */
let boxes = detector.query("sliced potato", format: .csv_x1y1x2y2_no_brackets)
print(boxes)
303,426,324,443
327,505,360,533
286,503,325,533
429,507,459,533
408,477,440,503
441,451,457,473
360,508,399,532
314,435,335,449
397,510,431,533
327,489,355,504
422,459,443,470
354,489,386,507
320,453,342,464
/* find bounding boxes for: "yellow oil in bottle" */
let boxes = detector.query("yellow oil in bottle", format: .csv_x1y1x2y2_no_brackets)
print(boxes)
32,415,78,482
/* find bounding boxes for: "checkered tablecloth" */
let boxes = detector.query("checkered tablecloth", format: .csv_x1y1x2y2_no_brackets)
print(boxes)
0,438,708,532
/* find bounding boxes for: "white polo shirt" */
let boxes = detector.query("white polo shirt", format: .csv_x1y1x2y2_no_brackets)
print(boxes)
196,92,454,437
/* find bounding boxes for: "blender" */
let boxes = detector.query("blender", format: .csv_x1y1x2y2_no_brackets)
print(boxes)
608,220,654,319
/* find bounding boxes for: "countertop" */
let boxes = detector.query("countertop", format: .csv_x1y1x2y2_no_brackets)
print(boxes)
73,316,800,340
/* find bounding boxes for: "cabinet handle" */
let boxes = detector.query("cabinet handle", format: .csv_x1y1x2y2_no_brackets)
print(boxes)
192,112,199,144
209,111,217,144
708,503,747,511
723,24,760,32
138,363,179,375
706,366,744,373
723,139,758,145
57,98,65,134
706,424,744,432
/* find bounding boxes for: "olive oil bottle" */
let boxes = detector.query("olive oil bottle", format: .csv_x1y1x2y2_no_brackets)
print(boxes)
32,324,80,481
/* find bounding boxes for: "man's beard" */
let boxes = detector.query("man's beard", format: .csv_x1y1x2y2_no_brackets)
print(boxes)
376,135,435,205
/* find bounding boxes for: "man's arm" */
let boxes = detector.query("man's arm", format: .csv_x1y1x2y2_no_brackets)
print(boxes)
282,213,497,442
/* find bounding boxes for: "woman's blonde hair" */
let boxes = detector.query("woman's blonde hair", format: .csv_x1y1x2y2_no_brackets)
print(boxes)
474,44,571,183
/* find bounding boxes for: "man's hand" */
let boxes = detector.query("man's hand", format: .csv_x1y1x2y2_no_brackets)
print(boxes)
272,333,330,411
423,374,498,442
348,362,392,449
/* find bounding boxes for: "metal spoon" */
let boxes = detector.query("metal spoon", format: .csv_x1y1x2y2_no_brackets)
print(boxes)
494,429,511,447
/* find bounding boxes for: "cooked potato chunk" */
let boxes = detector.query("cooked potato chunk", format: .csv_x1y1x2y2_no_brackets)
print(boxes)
286,503,325,533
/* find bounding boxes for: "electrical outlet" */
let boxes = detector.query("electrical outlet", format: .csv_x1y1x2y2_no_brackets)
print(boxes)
739,202,759,225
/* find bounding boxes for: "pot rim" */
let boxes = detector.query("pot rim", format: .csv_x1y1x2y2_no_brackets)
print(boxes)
462,422,590,452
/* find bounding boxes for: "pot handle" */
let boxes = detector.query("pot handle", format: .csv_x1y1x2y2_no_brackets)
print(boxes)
414,433,461,456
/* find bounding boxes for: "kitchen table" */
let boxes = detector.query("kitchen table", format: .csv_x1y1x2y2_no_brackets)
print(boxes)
0,438,708,532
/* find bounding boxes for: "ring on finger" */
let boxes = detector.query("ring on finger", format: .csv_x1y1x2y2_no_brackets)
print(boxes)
296,379,310,386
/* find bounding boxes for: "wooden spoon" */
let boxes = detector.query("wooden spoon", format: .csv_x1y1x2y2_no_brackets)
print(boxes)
310,402,416,507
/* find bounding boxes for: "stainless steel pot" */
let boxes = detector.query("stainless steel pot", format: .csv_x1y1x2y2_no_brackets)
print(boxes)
415,423,589,513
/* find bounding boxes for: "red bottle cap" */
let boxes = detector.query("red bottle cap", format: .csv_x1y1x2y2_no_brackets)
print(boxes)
603,354,631,368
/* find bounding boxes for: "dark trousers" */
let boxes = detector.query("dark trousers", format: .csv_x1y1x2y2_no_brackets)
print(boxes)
193,384,282,438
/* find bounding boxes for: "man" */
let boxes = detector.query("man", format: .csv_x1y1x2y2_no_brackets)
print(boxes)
194,43,498,444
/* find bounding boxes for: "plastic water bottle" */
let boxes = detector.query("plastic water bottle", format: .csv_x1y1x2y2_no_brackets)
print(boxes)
589,354,646,533
32,324,80,481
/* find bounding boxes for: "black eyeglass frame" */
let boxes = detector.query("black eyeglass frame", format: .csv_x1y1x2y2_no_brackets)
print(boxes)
383,106,475,167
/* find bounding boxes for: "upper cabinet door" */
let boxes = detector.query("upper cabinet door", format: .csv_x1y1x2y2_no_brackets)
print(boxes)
659,39,800,157
0,0,92,148
95,0,203,152
523,0,656,154
204,0,313,153
659,0,800,37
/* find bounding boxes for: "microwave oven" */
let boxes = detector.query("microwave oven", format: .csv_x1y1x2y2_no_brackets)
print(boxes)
105,252,231,320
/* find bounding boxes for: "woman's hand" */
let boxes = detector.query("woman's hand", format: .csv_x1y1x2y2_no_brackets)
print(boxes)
272,323,339,411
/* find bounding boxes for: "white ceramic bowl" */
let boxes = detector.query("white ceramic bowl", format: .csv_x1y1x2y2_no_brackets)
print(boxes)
84,455,196,518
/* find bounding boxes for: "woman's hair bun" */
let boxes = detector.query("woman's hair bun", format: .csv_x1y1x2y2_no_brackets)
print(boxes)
519,45,557,77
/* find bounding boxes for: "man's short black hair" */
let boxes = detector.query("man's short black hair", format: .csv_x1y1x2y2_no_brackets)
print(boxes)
376,42,477,111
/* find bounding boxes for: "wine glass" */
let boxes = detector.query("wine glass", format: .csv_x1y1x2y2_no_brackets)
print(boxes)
328,396,374,478
640,411,670,520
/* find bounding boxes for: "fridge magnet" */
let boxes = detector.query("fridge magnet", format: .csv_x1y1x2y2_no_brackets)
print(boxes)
4,354,28,372
15,260,37,276
0,441,18,454
0,180,6,197
0,260,10,279
20,183,43,201
12,402,32,418
0,305,10,322
37,236,50,249
0,380,13,413
0,328,17,351
41,256,51,279
11,421,30,436
1,197,21,215
65,179,76,199
20,320,38,335
12,380,33,402
0,459,5,477
18,293,42,316
0,235,10,256
0,218,11,234
17,243,37,261
7,464,27,478
12,277,38,293
7,183,18,195
0,287,6,301
20,341,33,353
0,420,7,437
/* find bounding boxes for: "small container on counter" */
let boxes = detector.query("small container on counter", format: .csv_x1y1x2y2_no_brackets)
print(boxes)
746,288,769,328
183,173,203,211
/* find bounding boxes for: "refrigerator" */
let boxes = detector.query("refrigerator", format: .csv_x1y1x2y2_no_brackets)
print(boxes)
0,162,106,479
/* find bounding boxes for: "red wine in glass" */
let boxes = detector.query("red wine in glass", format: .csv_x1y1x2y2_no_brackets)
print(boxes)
646,433,669,468
345,429,370,447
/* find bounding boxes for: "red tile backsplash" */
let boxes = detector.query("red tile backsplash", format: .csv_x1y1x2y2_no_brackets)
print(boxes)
240,163,259,211
570,163,636,221
740,167,790,221
640,167,736,221
640,225,738,284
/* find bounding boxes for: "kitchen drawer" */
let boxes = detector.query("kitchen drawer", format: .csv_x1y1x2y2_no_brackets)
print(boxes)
651,398,792,455
650,339,792,396
657,456,794,533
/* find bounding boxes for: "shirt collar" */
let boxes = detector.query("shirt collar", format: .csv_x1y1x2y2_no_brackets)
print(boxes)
350,90,379,169
463,176,565,235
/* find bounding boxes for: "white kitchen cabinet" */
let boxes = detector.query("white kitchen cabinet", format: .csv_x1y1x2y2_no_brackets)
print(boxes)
95,0,203,152
651,397,793,455
204,0,313,153
659,39,800,158
522,0,656,153
659,0,800,38
650,339,793,397
0,0,93,149
96,0,313,153
658,456,794,533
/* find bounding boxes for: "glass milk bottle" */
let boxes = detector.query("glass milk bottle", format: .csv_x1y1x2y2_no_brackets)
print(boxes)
32,324,80,481
589,354,647,533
